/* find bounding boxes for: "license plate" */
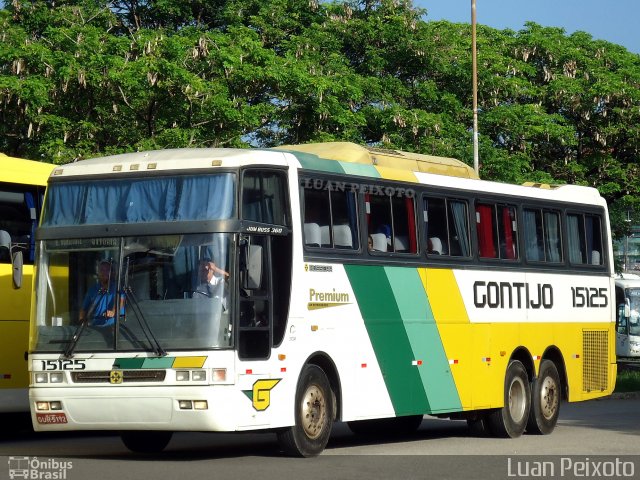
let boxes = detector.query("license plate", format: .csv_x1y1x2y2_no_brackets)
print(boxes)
36,412,68,424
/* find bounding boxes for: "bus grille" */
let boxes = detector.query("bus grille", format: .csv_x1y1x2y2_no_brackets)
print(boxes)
582,330,609,392
71,370,166,383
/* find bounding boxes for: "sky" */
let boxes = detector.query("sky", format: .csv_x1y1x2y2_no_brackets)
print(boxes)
416,0,639,54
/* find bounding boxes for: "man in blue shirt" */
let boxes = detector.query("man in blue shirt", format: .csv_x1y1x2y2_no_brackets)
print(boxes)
79,260,123,327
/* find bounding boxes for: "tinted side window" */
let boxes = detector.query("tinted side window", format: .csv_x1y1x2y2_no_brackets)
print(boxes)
301,180,359,250
476,202,518,260
567,213,603,265
366,190,416,254
523,208,562,263
424,197,470,257
0,183,41,264
242,170,289,226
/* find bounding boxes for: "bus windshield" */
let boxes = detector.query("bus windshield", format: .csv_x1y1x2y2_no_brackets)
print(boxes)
626,288,640,337
33,233,234,353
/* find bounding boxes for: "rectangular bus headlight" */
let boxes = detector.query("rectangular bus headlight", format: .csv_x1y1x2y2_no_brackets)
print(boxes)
36,401,50,411
49,373,64,383
191,370,206,382
49,401,63,410
176,371,190,382
178,400,192,410
211,368,227,383
35,373,49,384
193,400,208,410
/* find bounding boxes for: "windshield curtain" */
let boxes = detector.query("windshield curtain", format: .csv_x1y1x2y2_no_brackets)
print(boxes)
33,234,234,353
42,173,236,226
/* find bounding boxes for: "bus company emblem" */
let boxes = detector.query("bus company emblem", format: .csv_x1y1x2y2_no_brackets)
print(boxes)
308,288,350,310
243,379,281,411
109,370,124,384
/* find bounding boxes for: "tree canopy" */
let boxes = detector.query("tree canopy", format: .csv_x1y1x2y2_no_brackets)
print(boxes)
1,0,640,236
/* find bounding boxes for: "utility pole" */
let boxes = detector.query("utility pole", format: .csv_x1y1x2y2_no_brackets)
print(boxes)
471,0,479,175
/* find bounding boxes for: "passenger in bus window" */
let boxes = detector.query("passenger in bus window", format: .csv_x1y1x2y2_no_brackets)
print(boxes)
193,258,229,309
79,260,124,327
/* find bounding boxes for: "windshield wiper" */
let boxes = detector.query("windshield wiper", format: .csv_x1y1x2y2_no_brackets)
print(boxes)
123,258,166,357
63,291,104,358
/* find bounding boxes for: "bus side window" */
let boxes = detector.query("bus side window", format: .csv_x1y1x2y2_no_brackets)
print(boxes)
424,197,448,255
476,203,497,258
242,170,289,226
567,213,603,265
367,191,416,254
301,180,359,250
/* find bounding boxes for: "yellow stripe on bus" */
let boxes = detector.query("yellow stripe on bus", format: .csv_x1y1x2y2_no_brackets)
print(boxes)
172,356,207,368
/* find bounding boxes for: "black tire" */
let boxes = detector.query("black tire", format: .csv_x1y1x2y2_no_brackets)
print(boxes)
347,415,423,436
121,431,173,453
527,359,561,435
487,360,531,438
277,364,334,457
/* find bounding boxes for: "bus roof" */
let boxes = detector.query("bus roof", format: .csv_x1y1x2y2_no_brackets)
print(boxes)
615,273,640,288
0,153,55,186
274,142,480,180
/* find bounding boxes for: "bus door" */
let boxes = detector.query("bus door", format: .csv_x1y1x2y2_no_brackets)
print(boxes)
238,169,292,362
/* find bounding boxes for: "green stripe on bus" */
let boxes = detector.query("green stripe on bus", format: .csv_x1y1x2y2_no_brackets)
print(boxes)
113,358,146,369
345,265,430,415
114,357,175,369
339,162,380,178
288,151,345,174
142,357,176,369
384,267,463,413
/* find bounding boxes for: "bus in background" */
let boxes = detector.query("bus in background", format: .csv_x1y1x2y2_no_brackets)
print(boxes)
615,274,640,360
29,143,616,456
0,153,54,414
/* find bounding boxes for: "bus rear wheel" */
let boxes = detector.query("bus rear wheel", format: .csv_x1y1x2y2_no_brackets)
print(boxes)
527,359,561,435
120,431,173,453
277,364,334,457
488,360,531,438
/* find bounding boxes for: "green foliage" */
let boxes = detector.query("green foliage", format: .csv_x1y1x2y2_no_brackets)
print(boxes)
1,0,640,237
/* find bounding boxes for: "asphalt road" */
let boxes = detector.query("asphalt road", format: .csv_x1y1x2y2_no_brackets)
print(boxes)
1,397,639,480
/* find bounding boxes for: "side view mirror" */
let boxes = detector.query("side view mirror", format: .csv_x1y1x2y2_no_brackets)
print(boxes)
0,230,24,289
12,250,23,289
0,230,10,251
240,237,263,290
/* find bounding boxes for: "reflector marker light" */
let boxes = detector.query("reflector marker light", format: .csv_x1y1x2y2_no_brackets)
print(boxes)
573,354,580,359
412,360,423,366
482,357,491,362
533,355,541,361
361,363,367,368
449,359,459,365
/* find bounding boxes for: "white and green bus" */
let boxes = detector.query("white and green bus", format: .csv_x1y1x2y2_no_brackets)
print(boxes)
29,143,616,456
0,154,53,414
615,274,640,359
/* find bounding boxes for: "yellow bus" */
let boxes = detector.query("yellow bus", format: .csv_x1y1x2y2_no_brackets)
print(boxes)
0,153,54,413
29,143,615,455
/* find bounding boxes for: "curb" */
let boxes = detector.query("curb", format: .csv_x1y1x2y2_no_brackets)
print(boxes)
608,391,640,400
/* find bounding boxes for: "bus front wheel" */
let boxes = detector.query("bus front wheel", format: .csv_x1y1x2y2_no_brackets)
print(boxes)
121,431,173,454
277,364,334,457
488,360,531,438
526,359,561,435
